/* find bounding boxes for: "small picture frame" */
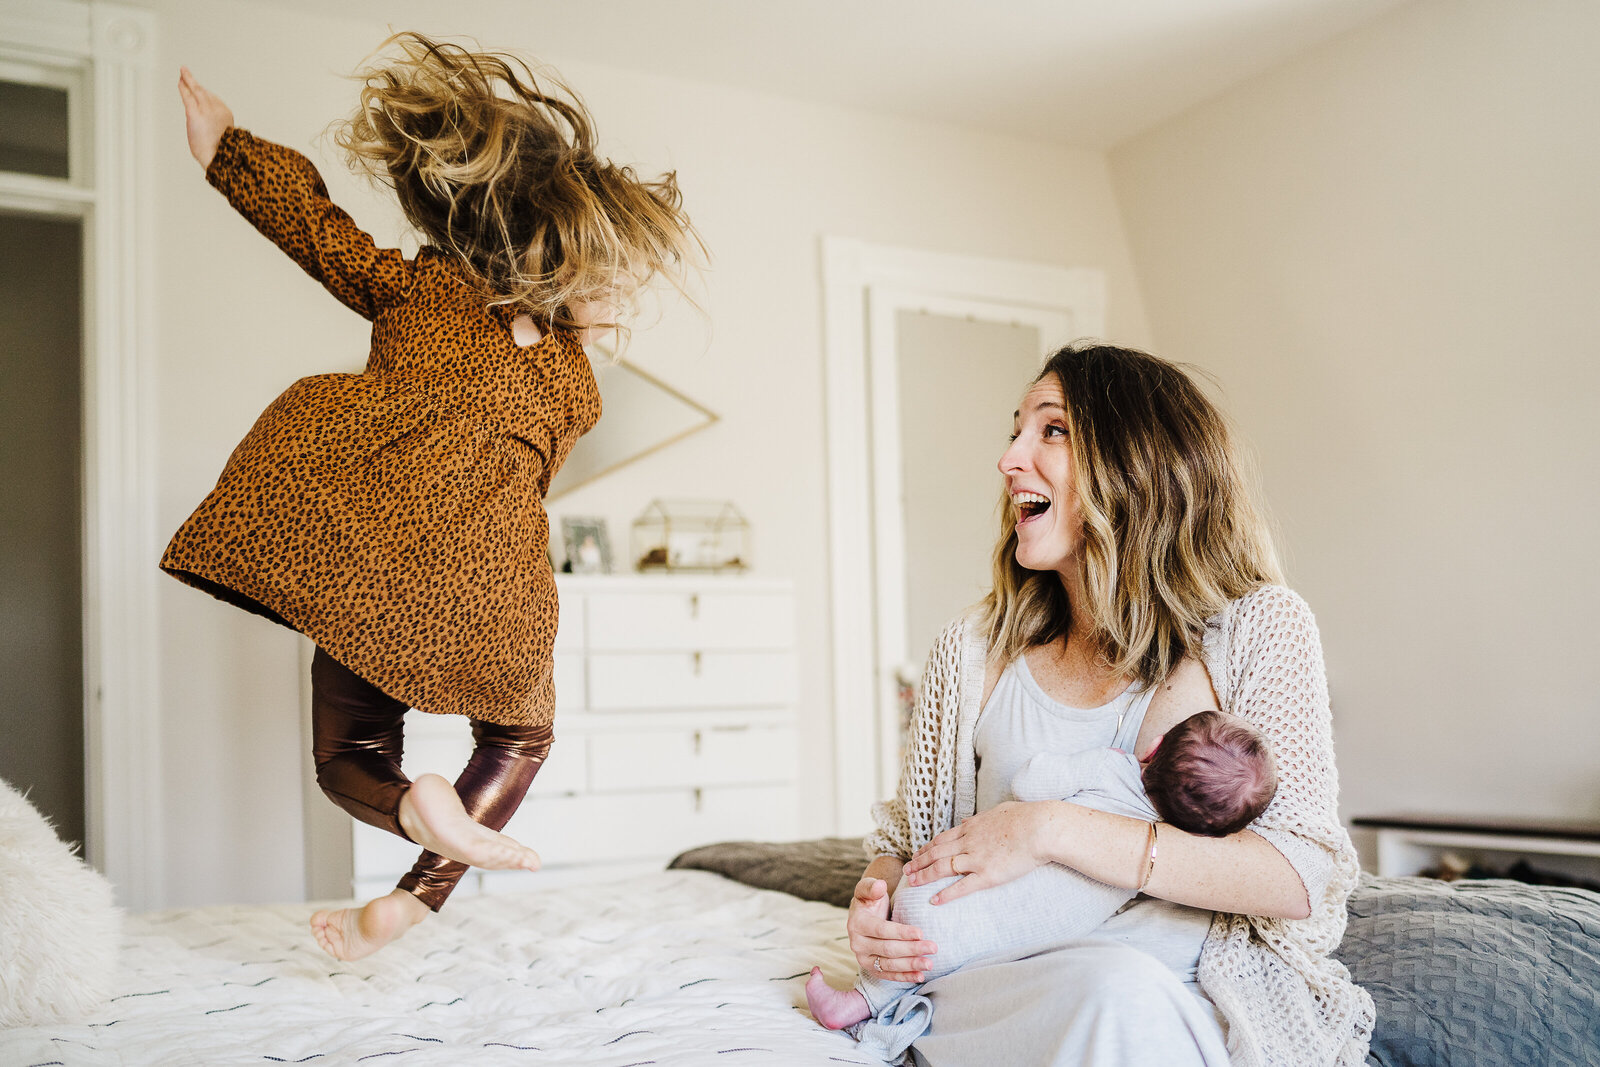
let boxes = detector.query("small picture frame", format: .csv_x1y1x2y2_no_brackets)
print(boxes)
561,516,612,574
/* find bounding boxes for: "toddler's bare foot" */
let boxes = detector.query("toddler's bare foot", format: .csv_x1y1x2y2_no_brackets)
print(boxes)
397,773,541,872
311,889,428,961
806,966,872,1029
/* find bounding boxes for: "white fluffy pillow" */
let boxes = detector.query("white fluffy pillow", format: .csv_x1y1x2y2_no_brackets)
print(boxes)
0,776,121,1027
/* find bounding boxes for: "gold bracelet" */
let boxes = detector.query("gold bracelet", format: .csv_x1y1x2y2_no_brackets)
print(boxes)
1136,821,1159,892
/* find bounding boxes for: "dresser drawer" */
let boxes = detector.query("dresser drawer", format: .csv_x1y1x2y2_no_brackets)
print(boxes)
505,790,700,866
553,595,584,650
352,823,425,880
512,785,799,866
529,732,588,796
699,784,799,842
586,652,796,709
370,712,586,795
553,651,584,710
585,591,794,651
396,713,473,778
393,652,580,715
357,781,803,881
587,725,797,790
349,741,586,881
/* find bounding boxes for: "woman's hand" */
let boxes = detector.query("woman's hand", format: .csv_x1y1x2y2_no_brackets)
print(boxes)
848,874,937,984
178,66,233,169
903,800,1051,904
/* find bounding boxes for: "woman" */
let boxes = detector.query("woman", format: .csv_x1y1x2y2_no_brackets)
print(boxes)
848,343,1374,1065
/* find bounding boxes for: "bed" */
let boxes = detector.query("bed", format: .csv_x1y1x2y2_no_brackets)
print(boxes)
0,868,892,1067
6,838,1598,1066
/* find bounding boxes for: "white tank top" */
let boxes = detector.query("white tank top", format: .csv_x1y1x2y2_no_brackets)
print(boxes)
973,652,1156,814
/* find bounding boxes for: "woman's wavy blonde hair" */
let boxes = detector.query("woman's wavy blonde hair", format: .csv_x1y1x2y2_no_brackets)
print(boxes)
981,342,1283,688
333,32,700,341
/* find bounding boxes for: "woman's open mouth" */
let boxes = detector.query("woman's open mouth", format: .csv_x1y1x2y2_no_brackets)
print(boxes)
1014,491,1052,524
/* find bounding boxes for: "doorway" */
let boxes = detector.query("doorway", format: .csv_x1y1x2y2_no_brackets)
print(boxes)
0,210,85,846
822,239,1105,830
0,69,85,846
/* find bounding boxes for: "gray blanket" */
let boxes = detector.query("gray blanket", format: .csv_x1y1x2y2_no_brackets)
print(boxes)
669,836,864,909
1341,874,1600,1067
670,839,1600,1067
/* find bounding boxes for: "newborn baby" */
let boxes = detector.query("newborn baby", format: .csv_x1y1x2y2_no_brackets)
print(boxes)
807,710,1277,1036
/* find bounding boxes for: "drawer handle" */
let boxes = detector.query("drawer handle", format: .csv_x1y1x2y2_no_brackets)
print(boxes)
690,593,700,618
693,650,702,675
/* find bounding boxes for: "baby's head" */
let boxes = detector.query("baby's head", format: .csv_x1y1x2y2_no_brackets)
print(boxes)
1139,711,1276,837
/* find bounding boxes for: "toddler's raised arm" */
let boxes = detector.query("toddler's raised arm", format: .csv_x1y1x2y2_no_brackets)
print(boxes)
181,70,413,321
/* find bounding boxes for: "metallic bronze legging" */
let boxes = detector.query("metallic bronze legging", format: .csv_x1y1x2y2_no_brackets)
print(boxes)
309,647,552,912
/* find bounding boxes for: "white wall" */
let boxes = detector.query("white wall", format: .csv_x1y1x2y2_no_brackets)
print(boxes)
1110,0,1600,838
142,0,1151,906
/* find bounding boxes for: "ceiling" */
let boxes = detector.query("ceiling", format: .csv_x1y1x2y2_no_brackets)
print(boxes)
250,0,1409,148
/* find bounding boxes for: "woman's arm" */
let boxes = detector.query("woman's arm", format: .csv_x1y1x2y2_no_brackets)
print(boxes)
1043,804,1310,918
905,800,1310,919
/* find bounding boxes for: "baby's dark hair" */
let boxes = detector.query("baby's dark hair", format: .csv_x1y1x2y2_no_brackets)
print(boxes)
1140,710,1276,837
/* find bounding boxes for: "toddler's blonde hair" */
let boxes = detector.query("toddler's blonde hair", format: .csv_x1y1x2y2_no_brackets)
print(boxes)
335,32,700,342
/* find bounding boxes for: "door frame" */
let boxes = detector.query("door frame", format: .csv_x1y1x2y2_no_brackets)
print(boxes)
1,0,162,909
820,237,1105,834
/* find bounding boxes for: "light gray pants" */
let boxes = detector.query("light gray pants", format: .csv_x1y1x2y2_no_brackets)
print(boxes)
853,890,1228,1065
908,939,1230,1067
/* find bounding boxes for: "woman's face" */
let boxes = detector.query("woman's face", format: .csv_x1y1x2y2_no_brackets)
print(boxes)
998,375,1081,575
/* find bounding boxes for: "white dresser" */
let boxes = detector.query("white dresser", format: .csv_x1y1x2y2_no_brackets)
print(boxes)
348,575,799,899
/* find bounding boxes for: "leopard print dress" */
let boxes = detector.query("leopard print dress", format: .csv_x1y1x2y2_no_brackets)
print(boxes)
161,128,601,727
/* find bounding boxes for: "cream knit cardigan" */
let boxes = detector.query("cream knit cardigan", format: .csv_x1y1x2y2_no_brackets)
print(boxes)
864,584,1375,1067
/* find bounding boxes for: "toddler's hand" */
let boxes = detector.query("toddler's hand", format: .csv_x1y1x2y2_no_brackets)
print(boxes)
178,67,233,169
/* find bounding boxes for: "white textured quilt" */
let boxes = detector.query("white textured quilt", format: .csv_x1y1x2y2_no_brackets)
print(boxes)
1,871,888,1067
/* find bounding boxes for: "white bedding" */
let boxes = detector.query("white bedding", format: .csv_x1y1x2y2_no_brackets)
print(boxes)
1,871,890,1067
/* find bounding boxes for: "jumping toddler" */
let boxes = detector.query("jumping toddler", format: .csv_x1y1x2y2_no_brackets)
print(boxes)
163,33,698,960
